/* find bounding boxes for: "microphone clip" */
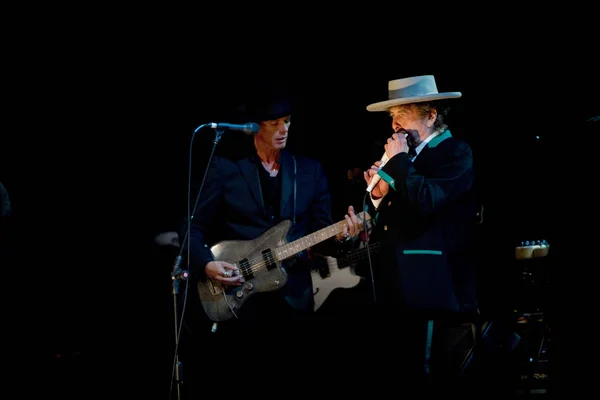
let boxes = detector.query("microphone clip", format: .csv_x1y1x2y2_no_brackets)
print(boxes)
171,255,189,281
171,268,189,281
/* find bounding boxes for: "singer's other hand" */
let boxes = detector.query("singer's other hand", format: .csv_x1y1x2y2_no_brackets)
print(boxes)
385,131,410,158
364,161,390,198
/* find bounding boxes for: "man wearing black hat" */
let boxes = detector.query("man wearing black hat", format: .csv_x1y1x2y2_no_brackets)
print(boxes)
178,77,362,398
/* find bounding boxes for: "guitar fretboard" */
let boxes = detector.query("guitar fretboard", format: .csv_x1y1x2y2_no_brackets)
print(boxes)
275,212,368,261
339,241,381,267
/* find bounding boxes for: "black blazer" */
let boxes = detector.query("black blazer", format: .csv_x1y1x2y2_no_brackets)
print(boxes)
186,147,335,312
367,130,479,314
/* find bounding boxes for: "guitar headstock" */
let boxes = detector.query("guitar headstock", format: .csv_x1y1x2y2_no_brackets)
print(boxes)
515,240,550,260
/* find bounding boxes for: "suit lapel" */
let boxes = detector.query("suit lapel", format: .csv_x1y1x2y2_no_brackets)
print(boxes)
279,151,294,219
238,158,266,214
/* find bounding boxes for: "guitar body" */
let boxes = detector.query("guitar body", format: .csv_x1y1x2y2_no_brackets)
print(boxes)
196,211,370,322
515,240,550,260
312,257,361,312
197,220,292,322
311,241,381,311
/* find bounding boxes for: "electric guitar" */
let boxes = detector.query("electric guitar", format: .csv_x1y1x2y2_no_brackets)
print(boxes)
197,211,371,322
312,241,381,311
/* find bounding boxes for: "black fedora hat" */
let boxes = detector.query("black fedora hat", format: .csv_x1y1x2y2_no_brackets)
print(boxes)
230,76,295,124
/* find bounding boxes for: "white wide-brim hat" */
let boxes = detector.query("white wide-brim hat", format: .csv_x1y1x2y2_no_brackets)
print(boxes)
366,75,462,112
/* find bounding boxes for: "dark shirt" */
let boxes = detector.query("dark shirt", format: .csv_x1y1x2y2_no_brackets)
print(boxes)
253,155,281,224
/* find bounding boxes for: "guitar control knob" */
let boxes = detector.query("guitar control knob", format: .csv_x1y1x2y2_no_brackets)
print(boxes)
236,290,244,298
244,283,254,291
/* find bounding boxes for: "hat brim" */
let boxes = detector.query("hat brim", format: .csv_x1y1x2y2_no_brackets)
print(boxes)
366,92,462,112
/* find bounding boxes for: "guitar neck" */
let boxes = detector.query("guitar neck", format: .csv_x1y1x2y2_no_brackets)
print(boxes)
338,241,381,268
275,211,368,261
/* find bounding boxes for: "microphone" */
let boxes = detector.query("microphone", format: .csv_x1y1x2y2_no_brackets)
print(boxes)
366,152,390,192
366,131,410,193
208,122,259,135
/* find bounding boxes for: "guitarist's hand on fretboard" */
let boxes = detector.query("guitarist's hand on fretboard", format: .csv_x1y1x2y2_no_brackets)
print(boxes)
334,205,363,242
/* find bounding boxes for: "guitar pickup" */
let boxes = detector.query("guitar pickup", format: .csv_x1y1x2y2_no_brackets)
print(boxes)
318,264,331,279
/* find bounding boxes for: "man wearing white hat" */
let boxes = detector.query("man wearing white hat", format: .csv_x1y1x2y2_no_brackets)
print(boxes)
361,75,480,393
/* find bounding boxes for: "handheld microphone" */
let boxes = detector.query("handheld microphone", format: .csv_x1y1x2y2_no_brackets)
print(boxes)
208,122,260,135
366,131,410,193
366,152,389,192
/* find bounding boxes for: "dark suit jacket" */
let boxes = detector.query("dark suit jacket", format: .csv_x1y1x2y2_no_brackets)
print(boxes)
367,130,479,315
186,146,336,314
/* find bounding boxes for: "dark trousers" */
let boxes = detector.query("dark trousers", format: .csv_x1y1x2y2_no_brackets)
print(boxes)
176,294,479,399
177,290,319,399
323,306,480,397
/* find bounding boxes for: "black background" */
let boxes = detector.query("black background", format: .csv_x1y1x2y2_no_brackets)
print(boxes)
1,12,595,397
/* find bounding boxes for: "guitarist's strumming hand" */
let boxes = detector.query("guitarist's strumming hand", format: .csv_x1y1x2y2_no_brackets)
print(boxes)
335,205,361,242
205,261,244,286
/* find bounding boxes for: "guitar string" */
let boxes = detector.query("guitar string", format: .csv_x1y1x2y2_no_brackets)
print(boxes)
324,242,381,272
230,237,374,279
217,214,370,280
337,242,381,266
230,215,368,276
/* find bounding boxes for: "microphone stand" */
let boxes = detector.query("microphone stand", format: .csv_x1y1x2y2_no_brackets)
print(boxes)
169,124,225,400
170,256,187,400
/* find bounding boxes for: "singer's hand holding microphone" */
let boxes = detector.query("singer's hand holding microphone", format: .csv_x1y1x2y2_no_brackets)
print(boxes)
364,155,389,197
364,130,410,197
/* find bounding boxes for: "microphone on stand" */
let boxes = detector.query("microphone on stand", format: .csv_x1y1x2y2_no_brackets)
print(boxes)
208,122,259,135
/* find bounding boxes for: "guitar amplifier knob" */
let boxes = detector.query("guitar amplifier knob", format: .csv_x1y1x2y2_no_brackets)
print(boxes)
244,283,254,291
